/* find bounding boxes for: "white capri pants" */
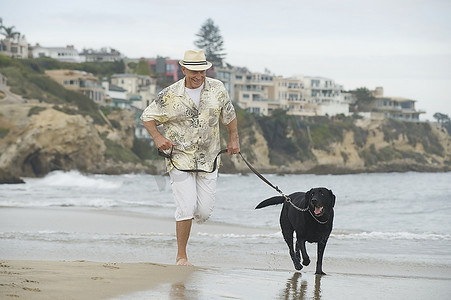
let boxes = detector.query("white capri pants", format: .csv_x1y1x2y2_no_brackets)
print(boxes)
169,168,218,223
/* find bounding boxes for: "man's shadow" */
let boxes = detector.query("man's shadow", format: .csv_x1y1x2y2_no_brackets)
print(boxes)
280,272,322,300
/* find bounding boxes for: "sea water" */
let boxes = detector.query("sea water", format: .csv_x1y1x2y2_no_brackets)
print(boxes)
1,171,450,267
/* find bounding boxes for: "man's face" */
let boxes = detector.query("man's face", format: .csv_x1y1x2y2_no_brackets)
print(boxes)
182,67,206,89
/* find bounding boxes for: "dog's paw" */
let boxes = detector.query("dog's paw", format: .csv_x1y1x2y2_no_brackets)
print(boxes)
292,258,303,270
302,258,311,266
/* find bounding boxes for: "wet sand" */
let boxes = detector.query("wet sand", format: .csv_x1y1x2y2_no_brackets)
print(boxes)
1,207,450,299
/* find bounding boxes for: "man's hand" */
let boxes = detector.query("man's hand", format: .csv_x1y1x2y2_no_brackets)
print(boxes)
154,135,176,151
142,120,176,151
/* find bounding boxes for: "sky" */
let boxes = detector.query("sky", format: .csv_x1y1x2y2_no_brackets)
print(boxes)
1,0,450,121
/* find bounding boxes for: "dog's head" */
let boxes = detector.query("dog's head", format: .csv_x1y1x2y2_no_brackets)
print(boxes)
306,188,335,217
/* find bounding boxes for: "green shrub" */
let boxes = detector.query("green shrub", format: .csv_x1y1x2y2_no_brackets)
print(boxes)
104,138,140,163
0,127,10,138
132,138,162,160
28,106,47,117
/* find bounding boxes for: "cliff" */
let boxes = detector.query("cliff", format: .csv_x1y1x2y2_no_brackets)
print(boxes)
1,90,450,182
1,57,450,182
219,110,451,175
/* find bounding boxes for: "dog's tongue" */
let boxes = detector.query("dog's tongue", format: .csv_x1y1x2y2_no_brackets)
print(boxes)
315,206,323,215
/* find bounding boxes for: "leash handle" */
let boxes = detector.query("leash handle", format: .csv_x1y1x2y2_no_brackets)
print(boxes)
158,147,227,173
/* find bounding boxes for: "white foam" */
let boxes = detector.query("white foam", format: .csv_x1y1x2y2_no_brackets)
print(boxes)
35,170,120,189
331,231,451,241
197,231,282,239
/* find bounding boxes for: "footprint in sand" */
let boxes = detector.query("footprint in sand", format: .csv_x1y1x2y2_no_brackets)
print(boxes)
91,277,103,280
103,263,120,270
24,279,39,284
23,287,41,292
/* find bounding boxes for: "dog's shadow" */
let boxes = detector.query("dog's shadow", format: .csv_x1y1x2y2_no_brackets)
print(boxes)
280,272,322,300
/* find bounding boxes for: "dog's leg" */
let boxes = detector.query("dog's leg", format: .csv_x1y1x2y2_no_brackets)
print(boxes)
294,240,302,266
282,228,302,270
299,239,310,267
315,240,327,275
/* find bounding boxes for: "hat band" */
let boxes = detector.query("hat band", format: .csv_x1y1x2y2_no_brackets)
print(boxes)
182,60,208,66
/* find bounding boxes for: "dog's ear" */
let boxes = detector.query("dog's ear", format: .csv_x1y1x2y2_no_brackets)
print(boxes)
306,189,313,200
329,189,336,207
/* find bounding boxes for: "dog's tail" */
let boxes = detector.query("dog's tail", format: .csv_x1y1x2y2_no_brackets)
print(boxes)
255,196,285,209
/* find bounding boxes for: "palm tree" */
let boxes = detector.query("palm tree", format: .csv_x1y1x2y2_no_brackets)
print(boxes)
0,18,20,40
1,26,20,40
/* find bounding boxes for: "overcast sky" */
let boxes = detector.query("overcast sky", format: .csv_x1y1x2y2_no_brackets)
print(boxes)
2,0,450,120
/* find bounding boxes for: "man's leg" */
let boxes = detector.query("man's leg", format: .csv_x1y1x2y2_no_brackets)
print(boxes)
176,219,193,266
194,170,218,223
169,169,196,266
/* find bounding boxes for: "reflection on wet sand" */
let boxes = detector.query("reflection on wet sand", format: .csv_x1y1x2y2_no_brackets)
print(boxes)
281,272,322,300
170,281,199,299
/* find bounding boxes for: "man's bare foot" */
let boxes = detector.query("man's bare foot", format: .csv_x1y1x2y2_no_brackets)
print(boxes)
176,258,193,266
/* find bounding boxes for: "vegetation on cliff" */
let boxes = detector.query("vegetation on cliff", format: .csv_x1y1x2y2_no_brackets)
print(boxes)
1,55,450,180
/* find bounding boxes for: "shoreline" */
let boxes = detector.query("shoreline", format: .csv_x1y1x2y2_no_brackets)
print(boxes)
1,259,450,300
1,207,451,299
2,169,451,185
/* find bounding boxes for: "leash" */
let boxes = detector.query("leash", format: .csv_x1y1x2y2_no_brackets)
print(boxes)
237,152,308,212
158,147,328,224
158,147,226,173
238,152,329,224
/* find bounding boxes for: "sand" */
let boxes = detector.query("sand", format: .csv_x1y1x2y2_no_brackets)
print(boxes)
0,260,193,299
1,207,450,299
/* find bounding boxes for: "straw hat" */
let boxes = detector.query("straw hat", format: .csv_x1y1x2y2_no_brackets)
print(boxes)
179,50,212,71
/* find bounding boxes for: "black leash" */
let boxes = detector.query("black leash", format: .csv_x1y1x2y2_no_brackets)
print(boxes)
158,147,325,222
158,147,227,173
239,153,329,224
158,147,289,197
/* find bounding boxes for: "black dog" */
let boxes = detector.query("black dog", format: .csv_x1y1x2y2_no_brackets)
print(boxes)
256,188,335,275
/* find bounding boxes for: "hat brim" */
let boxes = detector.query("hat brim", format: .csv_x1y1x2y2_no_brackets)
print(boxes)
179,60,212,71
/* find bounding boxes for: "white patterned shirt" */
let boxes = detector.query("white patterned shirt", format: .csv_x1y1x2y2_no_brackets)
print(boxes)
141,77,236,172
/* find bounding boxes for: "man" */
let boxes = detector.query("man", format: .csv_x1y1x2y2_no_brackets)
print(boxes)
141,49,240,266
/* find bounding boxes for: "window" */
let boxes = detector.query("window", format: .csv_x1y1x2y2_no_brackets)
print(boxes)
311,79,320,87
166,64,175,72
251,107,260,114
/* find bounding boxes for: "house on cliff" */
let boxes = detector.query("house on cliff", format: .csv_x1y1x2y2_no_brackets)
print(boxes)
357,87,426,122
228,68,350,117
45,69,106,104
0,35,28,59
31,44,83,63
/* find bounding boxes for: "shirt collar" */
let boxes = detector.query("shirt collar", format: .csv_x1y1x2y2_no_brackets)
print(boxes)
175,77,210,96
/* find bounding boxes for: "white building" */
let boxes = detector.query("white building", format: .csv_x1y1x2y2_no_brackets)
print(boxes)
31,44,83,63
230,69,351,117
0,35,28,59
111,74,156,109
80,47,123,62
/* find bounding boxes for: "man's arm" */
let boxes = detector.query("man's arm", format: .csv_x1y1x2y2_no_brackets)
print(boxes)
225,118,240,155
142,120,175,151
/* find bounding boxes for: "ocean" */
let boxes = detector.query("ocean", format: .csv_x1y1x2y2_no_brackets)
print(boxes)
1,170,450,267
1,171,451,299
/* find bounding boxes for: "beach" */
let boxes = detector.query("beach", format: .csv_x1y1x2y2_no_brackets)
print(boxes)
1,207,450,300
1,171,451,299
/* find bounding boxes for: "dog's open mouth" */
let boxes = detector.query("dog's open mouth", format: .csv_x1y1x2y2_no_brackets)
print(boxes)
314,206,324,216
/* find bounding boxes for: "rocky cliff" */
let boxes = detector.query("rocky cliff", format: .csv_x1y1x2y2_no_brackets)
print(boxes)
1,74,450,183
0,95,154,181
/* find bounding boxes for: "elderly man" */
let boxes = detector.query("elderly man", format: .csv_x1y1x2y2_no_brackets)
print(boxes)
141,49,240,266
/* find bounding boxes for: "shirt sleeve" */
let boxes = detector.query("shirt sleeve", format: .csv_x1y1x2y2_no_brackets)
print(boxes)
140,92,169,125
220,88,236,125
